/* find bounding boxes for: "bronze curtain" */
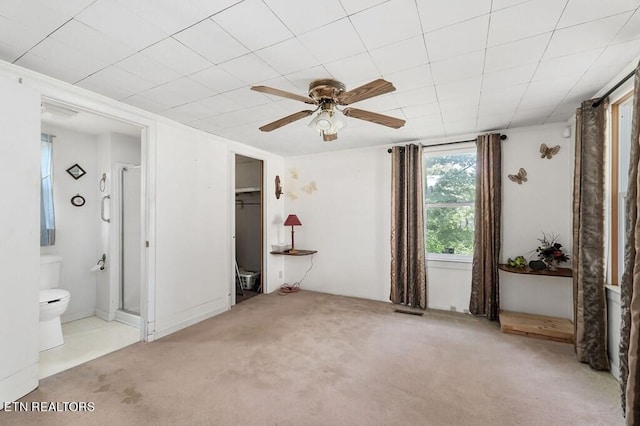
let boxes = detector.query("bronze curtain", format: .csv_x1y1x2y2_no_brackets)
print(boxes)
469,133,502,320
390,144,427,309
621,61,640,423
573,99,609,371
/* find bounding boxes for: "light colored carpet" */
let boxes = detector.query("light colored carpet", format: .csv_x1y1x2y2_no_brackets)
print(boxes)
1,291,623,425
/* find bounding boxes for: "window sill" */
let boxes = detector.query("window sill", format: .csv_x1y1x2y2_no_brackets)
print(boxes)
427,254,472,263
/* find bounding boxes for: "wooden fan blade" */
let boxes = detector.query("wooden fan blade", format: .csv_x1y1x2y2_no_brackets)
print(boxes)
251,86,315,104
322,132,338,142
337,79,395,105
343,108,405,129
258,110,314,132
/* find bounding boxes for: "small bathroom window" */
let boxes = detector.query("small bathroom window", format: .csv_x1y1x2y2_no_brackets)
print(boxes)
40,133,55,246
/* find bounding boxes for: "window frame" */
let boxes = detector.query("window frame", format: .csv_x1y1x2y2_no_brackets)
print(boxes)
422,142,476,263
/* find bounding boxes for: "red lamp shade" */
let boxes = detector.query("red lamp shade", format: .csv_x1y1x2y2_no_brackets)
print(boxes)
284,214,302,227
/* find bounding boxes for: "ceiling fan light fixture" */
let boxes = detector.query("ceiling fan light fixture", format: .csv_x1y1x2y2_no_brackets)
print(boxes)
315,111,332,131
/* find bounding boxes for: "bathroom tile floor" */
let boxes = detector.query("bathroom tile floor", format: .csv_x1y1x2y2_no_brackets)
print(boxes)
39,316,140,379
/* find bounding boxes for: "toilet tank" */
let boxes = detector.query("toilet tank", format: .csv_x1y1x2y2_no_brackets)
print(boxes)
40,255,63,289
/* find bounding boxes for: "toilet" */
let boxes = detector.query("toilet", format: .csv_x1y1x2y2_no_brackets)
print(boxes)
39,255,70,351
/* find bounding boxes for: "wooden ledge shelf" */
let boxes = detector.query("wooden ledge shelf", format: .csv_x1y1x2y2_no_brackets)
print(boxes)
270,249,317,256
499,264,572,278
499,311,574,344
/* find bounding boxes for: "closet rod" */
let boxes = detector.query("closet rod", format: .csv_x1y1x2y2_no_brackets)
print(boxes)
386,134,507,153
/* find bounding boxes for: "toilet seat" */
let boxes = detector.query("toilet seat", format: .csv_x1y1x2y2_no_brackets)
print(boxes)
39,289,70,305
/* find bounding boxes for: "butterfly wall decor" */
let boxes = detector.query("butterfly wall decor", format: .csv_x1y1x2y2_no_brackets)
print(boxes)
540,143,560,159
508,168,527,184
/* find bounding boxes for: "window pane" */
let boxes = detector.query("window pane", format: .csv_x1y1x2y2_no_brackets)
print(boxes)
424,153,476,203
41,133,55,246
425,206,475,255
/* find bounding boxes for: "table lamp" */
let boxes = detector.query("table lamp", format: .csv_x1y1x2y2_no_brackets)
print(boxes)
284,214,302,253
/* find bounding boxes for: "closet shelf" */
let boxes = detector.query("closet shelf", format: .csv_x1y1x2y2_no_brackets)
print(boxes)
235,187,261,194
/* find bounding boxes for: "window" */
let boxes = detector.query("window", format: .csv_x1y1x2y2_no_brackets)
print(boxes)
40,133,55,246
610,94,633,284
423,146,476,259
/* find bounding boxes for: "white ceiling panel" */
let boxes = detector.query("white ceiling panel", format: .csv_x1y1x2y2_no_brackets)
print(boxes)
255,38,321,75
173,19,249,65
115,53,182,86
212,0,293,51
424,15,490,63
430,50,485,85
369,36,429,75
417,0,492,33
487,0,565,46
188,66,246,93
558,0,638,28
298,18,367,64
484,33,552,73
263,0,346,35
350,0,422,50
324,53,381,87
75,0,168,51
3,0,640,156
544,13,633,59
218,54,280,84
142,38,212,76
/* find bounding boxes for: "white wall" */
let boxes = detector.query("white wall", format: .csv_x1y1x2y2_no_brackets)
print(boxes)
500,123,574,319
0,75,41,402
153,122,230,337
607,286,621,379
40,124,101,323
283,122,575,315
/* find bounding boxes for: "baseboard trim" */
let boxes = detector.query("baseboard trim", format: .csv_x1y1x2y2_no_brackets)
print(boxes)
95,308,115,322
61,308,97,324
154,300,228,340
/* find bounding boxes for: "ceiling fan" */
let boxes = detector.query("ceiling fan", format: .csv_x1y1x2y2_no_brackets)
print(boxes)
251,78,405,141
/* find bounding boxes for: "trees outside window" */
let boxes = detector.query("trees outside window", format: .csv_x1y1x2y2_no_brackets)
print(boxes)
423,148,476,257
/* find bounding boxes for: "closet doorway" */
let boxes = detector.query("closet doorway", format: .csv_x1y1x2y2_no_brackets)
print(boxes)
234,154,263,305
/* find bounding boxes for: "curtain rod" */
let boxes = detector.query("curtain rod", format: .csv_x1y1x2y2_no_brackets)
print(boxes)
592,69,635,108
387,134,507,153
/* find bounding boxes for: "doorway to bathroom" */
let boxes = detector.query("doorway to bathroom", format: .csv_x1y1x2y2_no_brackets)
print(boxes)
39,99,147,379
234,154,264,305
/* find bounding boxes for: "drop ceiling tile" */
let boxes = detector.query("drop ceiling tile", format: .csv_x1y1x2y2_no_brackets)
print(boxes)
385,65,433,92
188,66,246,93
490,0,530,11
484,33,551,73
140,77,215,107
324,53,381,86
0,0,86,32
50,20,135,67
354,92,401,112
558,0,638,29
441,107,478,122
478,98,521,117
481,64,537,91
510,106,554,127
350,0,422,50
518,79,575,110
0,16,43,61
173,19,249,65
212,0,293,51
117,0,210,34
196,94,243,115
402,103,441,119
477,113,513,131
15,52,89,84
435,76,482,101
142,38,212,75
224,86,273,108
411,116,445,138
263,0,346,35
285,66,335,92
298,18,367,64
122,94,170,113
444,119,478,136
425,15,489,62
438,95,481,113
218,54,280,85
613,10,640,43
159,102,215,124
417,0,492,33
369,36,429,75
480,83,527,106
545,13,633,59
0,40,23,63
430,50,485,85
116,53,182,86
393,86,438,107
253,77,310,102
76,66,156,100
534,48,603,82
75,0,168,50
187,0,245,16
487,0,565,46
339,0,387,15
255,38,321,75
